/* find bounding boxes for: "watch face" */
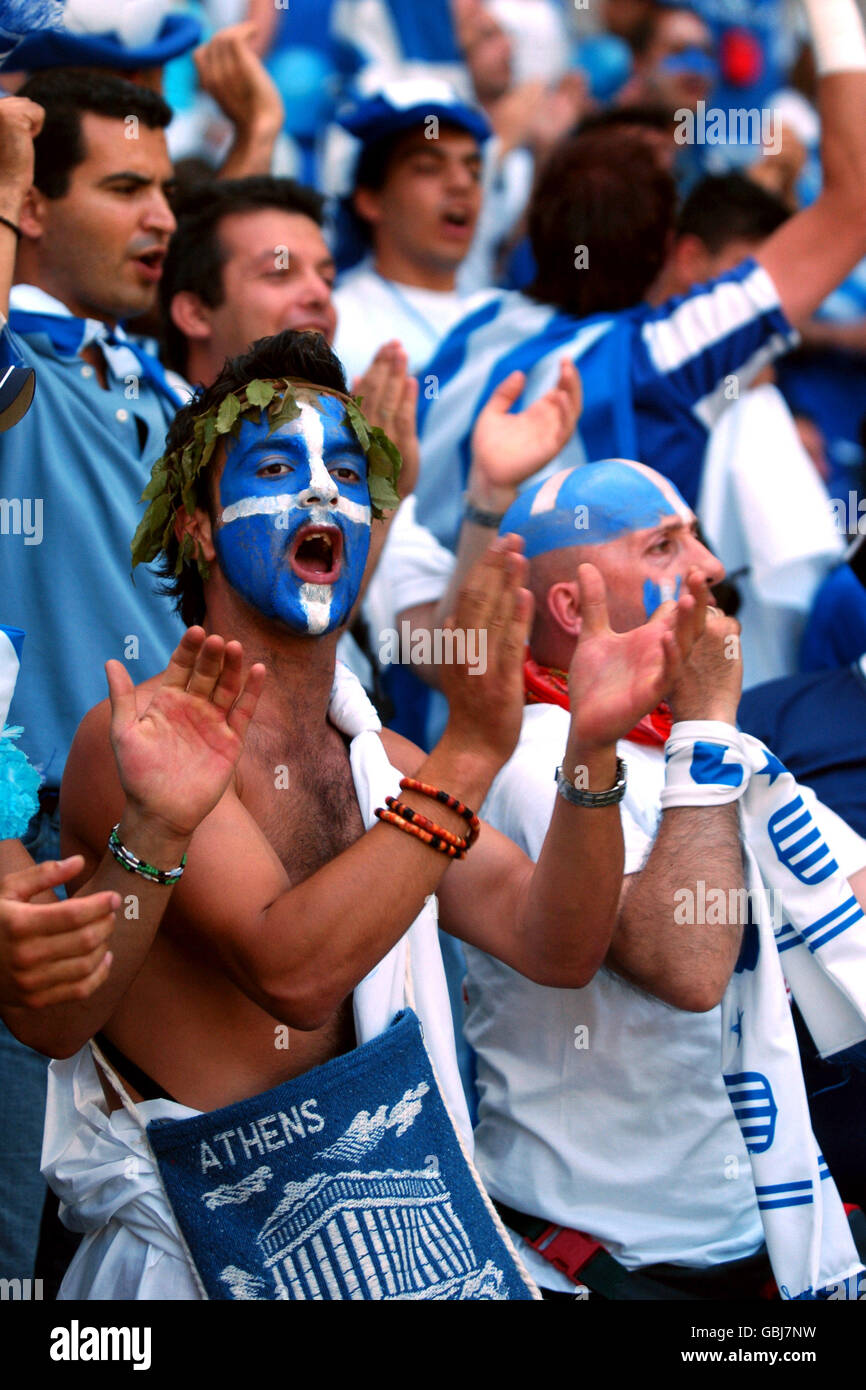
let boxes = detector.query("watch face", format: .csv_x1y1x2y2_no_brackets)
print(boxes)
556,761,626,806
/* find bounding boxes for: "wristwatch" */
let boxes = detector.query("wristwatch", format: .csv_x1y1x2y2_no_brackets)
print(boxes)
555,758,627,807
463,497,506,528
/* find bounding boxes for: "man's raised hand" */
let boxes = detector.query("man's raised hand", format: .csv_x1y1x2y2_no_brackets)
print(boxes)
467,358,582,509
0,96,44,213
353,340,419,502
567,566,706,749
667,596,742,726
437,535,533,771
106,628,265,842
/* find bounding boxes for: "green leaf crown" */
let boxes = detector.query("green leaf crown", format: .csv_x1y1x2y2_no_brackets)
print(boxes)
131,378,402,579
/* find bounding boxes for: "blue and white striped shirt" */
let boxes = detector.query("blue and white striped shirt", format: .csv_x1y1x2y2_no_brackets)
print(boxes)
415,258,797,550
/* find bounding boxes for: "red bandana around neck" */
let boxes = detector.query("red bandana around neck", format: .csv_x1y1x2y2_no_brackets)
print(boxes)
523,657,673,748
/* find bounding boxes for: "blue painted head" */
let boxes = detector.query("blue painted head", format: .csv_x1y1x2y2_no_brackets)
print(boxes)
215,389,371,635
500,459,692,559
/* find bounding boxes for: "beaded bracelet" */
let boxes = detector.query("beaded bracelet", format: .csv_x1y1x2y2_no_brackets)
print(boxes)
108,824,187,885
374,806,467,859
398,778,481,846
385,796,469,853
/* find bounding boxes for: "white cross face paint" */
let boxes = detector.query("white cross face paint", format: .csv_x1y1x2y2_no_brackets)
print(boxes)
214,391,372,634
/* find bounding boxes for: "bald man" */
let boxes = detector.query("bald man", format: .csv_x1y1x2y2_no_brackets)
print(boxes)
462,460,866,1301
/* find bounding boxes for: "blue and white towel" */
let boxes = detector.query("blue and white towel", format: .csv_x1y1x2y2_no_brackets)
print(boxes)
0,623,23,730
662,721,866,1299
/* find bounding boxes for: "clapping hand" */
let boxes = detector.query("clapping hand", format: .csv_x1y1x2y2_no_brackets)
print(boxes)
468,359,582,512
106,628,266,842
438,535,533,771
567,566,708,749
0,857,118,1010
353,340,420,503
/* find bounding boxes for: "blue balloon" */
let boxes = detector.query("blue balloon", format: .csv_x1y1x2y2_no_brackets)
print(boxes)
574,35,633,103
268,47,336,139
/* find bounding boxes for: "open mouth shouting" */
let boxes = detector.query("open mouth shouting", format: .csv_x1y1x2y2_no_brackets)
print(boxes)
131,246,166,283
289,523,343,584
440,206,474,240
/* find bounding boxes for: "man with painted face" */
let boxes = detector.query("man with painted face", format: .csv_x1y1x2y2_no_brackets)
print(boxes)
213,390,372,638
460,459,866,1300
40,330,699,1300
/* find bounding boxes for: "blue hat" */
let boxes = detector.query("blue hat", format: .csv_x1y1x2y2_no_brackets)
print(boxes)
0,1,201,73
337,78,491,149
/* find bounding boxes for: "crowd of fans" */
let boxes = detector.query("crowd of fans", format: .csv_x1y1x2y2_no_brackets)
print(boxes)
1,0,866,1306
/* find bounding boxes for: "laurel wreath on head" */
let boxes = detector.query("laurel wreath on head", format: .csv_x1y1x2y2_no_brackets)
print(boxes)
130,379,403,579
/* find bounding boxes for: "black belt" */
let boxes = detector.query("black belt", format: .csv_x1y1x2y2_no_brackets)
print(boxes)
94,1031,179,1105
494,1200,775,1300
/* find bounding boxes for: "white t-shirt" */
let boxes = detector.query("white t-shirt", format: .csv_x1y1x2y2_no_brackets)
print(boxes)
464,702,866,1291
333,262,467,383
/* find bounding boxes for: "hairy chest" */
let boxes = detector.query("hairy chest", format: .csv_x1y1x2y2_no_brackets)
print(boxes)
239,731,367,883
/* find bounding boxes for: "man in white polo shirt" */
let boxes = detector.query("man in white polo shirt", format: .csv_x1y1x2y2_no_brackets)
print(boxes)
464,459,866,1300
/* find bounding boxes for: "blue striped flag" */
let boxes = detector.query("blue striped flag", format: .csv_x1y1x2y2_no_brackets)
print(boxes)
415,260,797,549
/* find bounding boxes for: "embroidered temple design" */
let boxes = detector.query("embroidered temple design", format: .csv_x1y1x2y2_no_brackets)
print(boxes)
249,1163,506,1300
212,1083,508,1300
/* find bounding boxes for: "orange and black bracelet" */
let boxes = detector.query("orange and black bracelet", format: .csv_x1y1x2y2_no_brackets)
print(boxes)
385,797,468,853
398,777,481,846
374,806,467,859
373,779,481,860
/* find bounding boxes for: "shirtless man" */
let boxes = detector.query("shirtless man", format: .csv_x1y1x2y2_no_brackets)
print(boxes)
35,329,701,1299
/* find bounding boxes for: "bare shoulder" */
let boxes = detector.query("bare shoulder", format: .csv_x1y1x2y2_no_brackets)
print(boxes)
380,728,427,776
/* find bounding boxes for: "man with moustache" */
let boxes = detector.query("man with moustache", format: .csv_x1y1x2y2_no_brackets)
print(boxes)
461,460,866,1300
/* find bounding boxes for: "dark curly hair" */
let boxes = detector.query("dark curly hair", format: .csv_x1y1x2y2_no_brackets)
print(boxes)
156,329,348,626
528,126,677,317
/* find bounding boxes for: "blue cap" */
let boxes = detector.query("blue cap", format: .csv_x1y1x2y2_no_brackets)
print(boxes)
0,2,201,73
337,78,491,149
574,34,633,103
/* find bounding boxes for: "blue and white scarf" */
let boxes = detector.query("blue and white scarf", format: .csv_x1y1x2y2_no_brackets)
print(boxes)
662,721,866,1299
8,285,185,410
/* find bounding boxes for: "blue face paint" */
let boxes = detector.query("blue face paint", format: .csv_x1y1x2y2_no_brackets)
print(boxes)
215,391,371,635
500,459,692,560
659,48,718,81
643,573,682,619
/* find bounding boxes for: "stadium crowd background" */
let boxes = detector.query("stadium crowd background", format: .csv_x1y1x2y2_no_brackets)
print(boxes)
2,0,866,1306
